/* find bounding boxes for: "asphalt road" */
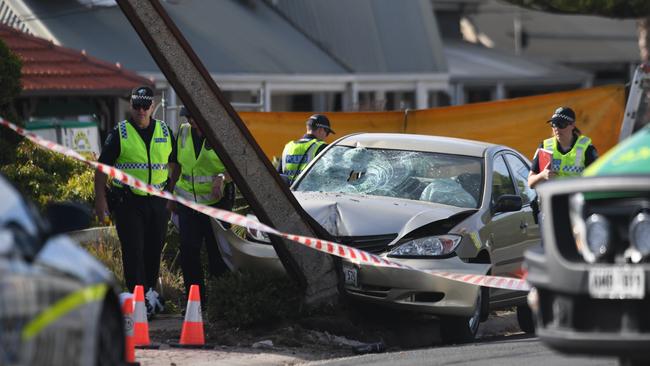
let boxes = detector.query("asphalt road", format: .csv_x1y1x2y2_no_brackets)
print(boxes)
302,335,619,366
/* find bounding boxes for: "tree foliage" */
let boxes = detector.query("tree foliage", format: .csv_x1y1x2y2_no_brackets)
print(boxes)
0,38,23,166
505,0,650,19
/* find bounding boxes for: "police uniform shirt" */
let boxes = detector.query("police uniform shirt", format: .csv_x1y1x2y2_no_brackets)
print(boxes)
276,133,327,173
98,118,178,167
530,134,598,174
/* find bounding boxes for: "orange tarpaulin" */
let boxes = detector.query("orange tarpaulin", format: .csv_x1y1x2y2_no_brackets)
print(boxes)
239,85,625,161
239,111,405,159
407,85,625,159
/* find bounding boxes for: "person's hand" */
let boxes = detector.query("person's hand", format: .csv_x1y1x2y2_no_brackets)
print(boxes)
212,175,225,201
540,162,556,181
166,200,177,212
95,196,109,225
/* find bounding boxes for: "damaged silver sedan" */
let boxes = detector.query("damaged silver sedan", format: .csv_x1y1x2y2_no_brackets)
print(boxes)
213,133,540,342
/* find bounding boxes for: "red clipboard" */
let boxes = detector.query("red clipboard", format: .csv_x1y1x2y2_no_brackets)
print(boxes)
536,148,553,172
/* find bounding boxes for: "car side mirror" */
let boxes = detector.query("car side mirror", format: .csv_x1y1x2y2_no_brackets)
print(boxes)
493,194,523,213
44,202,92,236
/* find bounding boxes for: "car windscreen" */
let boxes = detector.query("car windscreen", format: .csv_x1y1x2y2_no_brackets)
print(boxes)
294,145,483,208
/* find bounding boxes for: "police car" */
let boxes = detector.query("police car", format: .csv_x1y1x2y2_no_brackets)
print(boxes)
0,174,125,365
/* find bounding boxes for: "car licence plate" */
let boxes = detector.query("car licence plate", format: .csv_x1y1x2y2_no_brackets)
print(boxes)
588,266,645,299
343,266,358,288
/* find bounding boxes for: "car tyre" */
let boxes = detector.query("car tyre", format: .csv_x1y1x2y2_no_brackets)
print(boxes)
441,286,486,344
516,304,535,334
96,295,125,366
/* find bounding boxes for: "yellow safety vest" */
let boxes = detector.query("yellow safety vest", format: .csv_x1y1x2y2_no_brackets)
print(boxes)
543,135,592,178
175,123,226,205
113,119,173,195
281,138,324,183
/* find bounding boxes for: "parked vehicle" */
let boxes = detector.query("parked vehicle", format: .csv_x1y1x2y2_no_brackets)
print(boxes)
0,174,125,365
526,125,650,364
213,133,541,342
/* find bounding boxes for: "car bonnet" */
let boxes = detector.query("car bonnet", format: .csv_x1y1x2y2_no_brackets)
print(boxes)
294,191,472,238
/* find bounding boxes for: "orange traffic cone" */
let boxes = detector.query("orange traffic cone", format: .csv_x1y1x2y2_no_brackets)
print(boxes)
121,297,136,363
179,285,205,346
132,285,151,346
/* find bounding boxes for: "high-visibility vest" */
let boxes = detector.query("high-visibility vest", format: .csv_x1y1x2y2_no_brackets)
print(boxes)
174,123,226,205
281,138,324,182
543,134,592,178
113,119,173,196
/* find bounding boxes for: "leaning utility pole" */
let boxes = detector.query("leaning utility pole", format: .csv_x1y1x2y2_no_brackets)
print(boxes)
115,0,338,305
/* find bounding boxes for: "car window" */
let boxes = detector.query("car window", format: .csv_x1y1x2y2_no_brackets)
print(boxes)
491,155,516,205
504,154,535,205
295,145,483,208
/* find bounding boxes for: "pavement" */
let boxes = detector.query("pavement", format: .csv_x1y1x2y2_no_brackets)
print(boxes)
135,311,523,365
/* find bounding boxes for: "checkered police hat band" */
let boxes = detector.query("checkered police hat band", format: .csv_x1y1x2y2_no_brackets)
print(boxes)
132,95,154,102
551,113,574,122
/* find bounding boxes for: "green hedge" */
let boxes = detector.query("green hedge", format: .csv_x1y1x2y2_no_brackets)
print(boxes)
1,140,95,208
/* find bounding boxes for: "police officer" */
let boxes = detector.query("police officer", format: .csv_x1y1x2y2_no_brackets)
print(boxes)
278,114,335,184
528,107,598,189
94,86,177,316
167,106,235,303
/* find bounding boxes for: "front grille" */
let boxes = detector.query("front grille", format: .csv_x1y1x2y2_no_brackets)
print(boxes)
552,194,650,263
335,234,396,254
347,284,390,298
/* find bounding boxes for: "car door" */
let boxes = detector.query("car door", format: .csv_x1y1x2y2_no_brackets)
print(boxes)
484,154,529,302
503,153,541,254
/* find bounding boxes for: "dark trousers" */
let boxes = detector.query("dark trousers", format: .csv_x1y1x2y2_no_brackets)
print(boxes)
178,183,234,301
114,194,169,292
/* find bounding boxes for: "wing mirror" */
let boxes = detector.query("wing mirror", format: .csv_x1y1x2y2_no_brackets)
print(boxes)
493,194,523,213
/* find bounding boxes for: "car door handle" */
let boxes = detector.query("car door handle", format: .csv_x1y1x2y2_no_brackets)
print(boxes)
520,221,528,229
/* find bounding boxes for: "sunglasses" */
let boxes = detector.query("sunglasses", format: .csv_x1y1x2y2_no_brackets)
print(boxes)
550,120,571,129
131,103,151,111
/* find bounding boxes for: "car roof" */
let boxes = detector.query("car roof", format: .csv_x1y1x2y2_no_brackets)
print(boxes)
333,133,496,157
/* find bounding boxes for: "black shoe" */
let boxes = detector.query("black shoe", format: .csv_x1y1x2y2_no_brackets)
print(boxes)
145,298,155,320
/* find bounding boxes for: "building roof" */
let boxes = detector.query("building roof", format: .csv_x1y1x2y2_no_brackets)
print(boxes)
269,0,448,73
466,0,639,65
19,0,349,75
445,40,591,85
0,24,151,96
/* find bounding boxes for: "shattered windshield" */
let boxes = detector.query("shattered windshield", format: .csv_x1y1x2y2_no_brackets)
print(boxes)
295,145,483,208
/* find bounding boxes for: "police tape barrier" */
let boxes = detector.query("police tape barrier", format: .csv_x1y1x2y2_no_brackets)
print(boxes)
0,118,530,292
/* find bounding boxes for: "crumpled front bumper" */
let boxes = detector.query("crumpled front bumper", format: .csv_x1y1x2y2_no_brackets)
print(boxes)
211,219,286,275
211,217,489,317
342,256,489,317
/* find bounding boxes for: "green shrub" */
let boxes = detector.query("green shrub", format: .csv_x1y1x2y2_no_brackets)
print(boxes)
207,270,301,328
1,140,95,208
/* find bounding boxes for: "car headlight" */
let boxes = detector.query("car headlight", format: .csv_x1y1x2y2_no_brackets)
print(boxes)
570,194,611,263
630,211,650,258
584,214,611,260
245,214,271,243
388,235,461,257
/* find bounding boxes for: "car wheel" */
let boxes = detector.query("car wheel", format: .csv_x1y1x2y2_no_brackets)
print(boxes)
441,286,485,344
96,295,125,366
516,305,535,334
